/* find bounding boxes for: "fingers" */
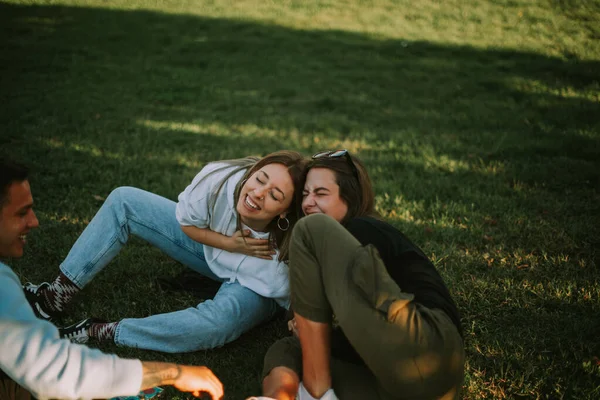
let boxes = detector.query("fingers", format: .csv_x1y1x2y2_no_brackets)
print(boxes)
234,230,259,239
253,248,276,259
243,238,271,246
239,238,276,255
205,374,224,400
233,230,278,259
288,318,299,337
237,231,271,245
183,368,224,400
235,232,272,247
206,369,224,399
250,245,275,252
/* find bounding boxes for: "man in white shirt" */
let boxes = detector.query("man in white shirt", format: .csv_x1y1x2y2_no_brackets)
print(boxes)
0,158,224,400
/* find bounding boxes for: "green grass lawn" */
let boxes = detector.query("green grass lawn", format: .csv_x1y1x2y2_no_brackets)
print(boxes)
1,0,599,398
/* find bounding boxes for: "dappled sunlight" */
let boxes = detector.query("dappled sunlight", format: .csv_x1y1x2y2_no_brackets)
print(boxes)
37,210,93,226
422,153,472,174
508,77,600,101
393,357,424,382
411,352,443,378
40,137,125,160
139,119,245,137
19,16,60,31
39,135,213,171
137,118,378,153
392,147,506,177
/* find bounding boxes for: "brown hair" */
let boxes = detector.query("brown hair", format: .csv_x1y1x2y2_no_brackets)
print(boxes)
200,151,308,262
234,151,308,261
308,153,379,224
0,158,29,208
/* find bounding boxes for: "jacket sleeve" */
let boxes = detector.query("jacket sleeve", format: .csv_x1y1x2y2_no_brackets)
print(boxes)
0,265,143,400
176,162,231,228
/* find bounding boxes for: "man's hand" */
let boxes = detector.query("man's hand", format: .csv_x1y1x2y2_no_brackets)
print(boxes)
227,230,276,260
141,362,223,399
173,365,224,399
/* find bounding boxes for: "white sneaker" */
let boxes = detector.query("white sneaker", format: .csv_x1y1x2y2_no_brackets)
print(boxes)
246,397,277,400
298,383,339,400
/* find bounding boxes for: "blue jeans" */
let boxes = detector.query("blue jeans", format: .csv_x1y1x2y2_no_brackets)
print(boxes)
59,187,279,353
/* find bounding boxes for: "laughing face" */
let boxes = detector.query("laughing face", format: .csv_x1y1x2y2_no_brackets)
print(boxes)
0,180,39,258
236,163,295,232
302,168,348,223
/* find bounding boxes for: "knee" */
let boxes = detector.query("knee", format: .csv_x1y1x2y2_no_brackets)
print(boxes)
264,336,301,361
263,337,302,379
262,366,300,399
103,186,134,211
104,187,147,218
106,186,138,204
293,214,337,240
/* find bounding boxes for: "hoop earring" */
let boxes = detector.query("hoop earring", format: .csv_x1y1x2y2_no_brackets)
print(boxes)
277,216,290,231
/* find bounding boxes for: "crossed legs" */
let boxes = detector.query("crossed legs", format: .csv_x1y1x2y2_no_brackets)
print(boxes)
262,214,464,399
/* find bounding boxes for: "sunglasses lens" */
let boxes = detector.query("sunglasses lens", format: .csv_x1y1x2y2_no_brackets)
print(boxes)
312,149,348,159
312,151,331,158
329,150,348,157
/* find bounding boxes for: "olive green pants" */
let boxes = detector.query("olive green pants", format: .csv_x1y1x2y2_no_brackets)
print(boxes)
263,214,464,400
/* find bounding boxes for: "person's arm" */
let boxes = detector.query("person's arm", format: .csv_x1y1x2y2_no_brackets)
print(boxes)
176,164,275,260
181,225,275,260
0,267,141,399
141,362,223,399
0,263,223,400
0,266,224,400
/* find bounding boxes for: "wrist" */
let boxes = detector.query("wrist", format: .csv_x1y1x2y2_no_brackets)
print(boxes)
141,362,182,389
161,364,181,385
221,235,233,251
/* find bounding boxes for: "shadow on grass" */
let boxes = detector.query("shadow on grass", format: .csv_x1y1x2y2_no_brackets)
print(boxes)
1,2,599,399
1,1,598,238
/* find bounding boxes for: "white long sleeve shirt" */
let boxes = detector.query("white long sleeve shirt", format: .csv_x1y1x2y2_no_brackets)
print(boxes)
0,261,143,400
176,162,290,309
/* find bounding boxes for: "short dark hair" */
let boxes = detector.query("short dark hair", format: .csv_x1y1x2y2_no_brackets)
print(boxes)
0,158,30,207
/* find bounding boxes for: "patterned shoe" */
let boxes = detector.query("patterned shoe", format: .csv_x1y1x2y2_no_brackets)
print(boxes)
59,318,102,344
23,282,61,322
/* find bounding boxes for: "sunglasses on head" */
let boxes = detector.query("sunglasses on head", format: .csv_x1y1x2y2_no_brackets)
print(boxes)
312,149,359,180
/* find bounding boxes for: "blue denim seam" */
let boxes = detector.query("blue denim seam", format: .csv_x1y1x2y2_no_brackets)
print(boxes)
60,212,208,288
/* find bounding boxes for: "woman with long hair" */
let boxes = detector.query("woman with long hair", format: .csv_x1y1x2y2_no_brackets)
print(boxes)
24,151,308,353
252,150,464,400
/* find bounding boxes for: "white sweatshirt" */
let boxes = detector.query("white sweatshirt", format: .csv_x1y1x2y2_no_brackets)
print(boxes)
0,261,143,400
176,162,290,309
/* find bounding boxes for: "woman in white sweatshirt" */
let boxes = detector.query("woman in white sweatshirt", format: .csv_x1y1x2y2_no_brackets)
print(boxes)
24,151,308,353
